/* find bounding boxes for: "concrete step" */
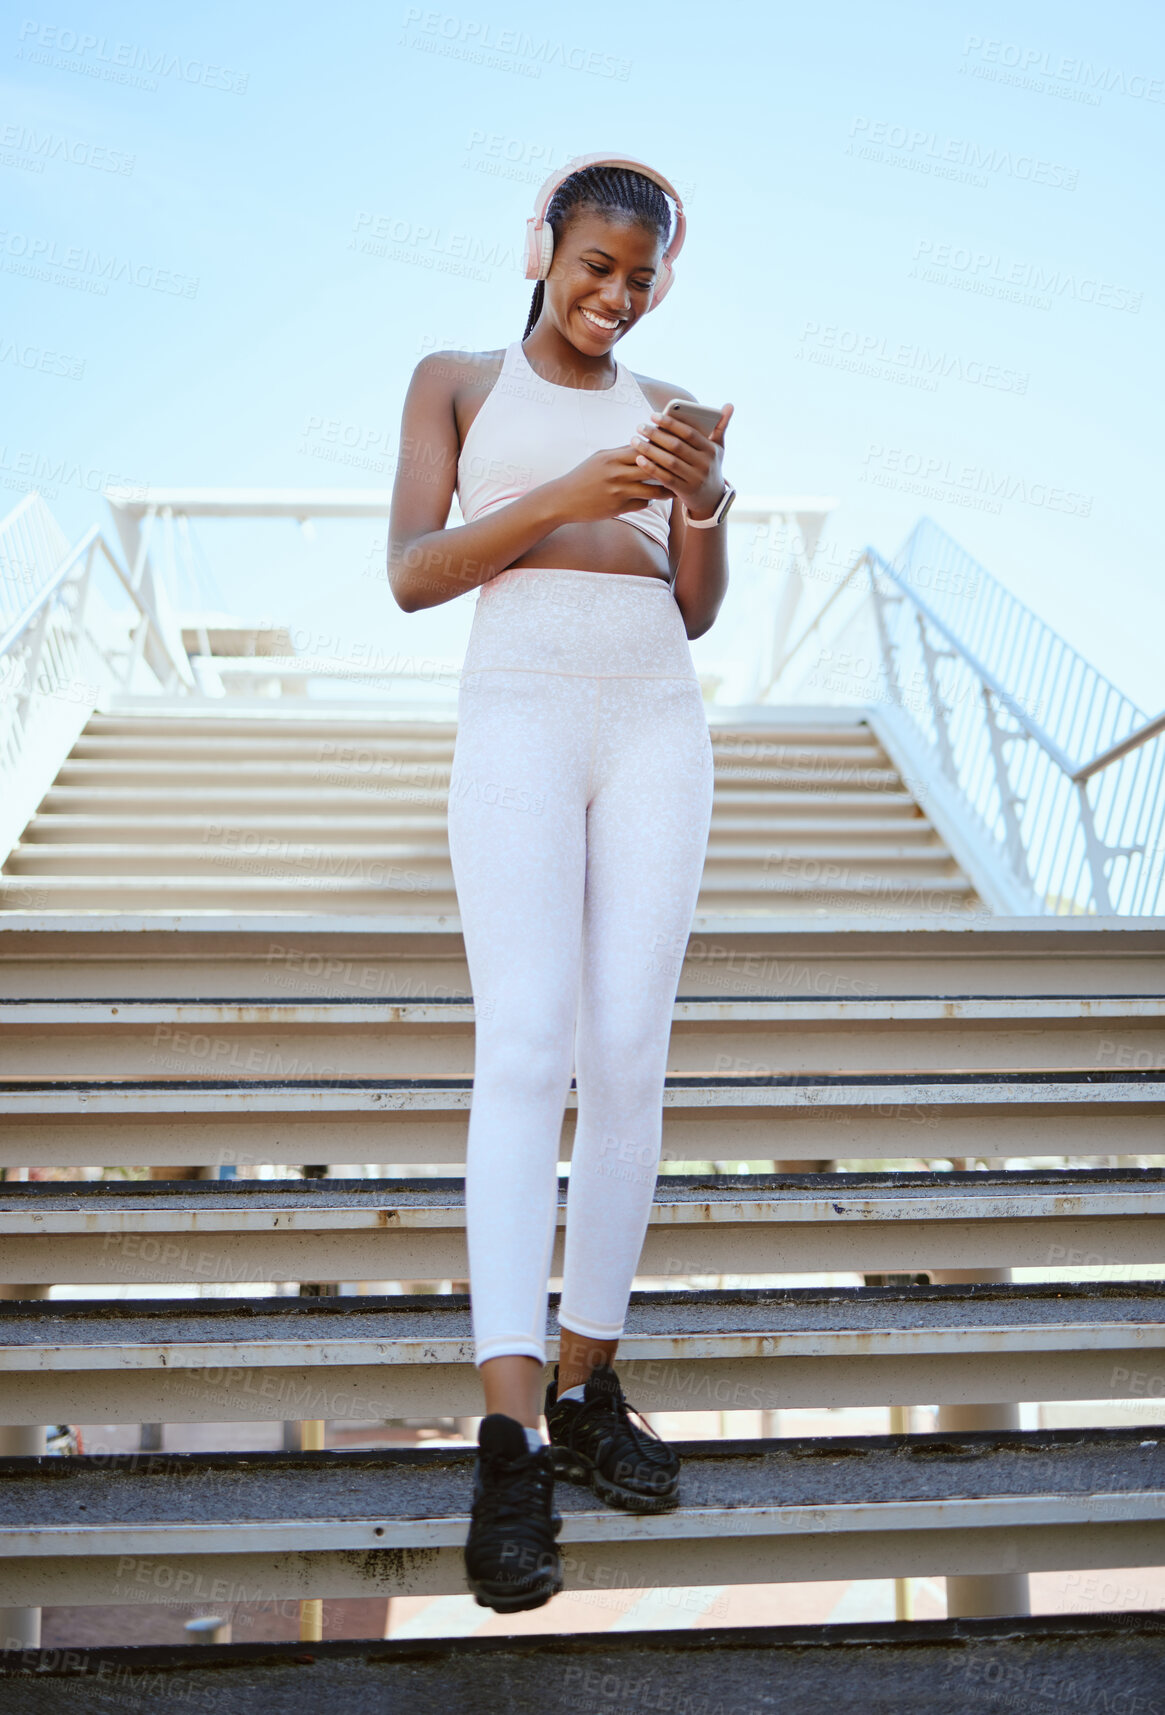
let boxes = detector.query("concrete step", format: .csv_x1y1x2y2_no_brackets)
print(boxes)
50,761,899,792
50,758,905,790
82,713,461,742
2,994,1159,1080
0,872,978,914
0,1426,1161,1606
55,763,473,790
4,842,960,880
2,1282,1162,1424
70,737,464,765
34,785,922,817
3,1613,1161,1715
4,1072,1162,1169
71,723,883,753
79,712,876,746
71,735,469,763
58,746,894,779
0,1169,1159,1287
18,812,942,846
6,836,953,871
2,917,1161,1000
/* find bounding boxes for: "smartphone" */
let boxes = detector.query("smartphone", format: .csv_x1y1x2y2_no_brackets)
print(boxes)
660,397,723,436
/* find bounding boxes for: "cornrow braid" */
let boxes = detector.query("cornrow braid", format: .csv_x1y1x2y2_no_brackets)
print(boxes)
523,165,673,340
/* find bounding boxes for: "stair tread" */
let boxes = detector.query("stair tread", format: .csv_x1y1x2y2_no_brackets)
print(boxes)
2,1616,1159,1715
36,787,920,805
2,912,1159,938
1,992,1156,1021
0,1428,1161,1537
2,1168,1162,1225
9,841,951,860
3,1282,1163,1356
21,814,937,836
6,1069,1163,1103
0,876,977,899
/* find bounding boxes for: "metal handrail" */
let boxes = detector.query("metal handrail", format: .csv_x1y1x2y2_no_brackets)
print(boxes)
0,525,191,686
1,496,200,859
765,523,1162,915
870,545,1164,790
865,547,1080,776
1073,710,1165,785
863,534,1160,915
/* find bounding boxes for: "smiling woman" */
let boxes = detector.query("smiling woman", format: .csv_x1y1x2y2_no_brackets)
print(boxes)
386,153,735,1618
387,160,734,618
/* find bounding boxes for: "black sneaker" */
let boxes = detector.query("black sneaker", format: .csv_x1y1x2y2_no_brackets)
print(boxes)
464,1414,563,1612
545,1364,681,1513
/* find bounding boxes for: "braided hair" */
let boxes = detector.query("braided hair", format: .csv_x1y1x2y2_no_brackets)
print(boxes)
523,165,673,339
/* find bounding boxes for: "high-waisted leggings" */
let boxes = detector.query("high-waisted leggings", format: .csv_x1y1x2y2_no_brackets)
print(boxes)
447,565,715,1367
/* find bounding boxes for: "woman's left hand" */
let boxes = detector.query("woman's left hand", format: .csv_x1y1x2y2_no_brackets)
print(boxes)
630,403,734,518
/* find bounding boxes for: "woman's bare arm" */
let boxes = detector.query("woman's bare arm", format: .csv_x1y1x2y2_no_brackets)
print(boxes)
386,352,569,613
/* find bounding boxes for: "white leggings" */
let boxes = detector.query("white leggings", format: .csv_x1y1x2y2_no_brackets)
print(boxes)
447,565,715,1367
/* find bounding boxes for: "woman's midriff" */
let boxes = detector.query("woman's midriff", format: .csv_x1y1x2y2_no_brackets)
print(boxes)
463,564,696,681
506,518,672,583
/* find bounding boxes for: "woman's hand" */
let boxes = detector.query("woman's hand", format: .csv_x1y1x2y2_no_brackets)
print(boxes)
547,446,669,522
630,404,734,518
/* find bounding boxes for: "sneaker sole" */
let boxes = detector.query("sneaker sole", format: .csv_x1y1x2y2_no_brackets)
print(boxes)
467,1569,564,1613
552,1448,680,1514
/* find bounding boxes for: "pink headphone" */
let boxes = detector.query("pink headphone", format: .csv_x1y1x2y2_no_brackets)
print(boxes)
523,151,687,311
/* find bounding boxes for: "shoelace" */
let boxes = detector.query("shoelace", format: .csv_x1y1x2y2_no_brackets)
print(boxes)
572,1383,674,1469
473,1447,556,1529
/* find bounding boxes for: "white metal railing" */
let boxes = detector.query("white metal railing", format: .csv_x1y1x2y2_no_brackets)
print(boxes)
0,494,197,852
0,492,72,636
103,486,836,703
769,519,1164,917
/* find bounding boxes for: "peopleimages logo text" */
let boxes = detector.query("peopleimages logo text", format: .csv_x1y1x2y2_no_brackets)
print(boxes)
0,231,197,297
910,240,1142,313
960,35,1164,104
16,20,249,92
400,9,632,79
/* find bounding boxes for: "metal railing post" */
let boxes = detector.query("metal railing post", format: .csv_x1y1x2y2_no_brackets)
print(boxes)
868,564,903,709
980,686,1033,891
1074,778,1116,915
13,601,52,729
915,611,958,784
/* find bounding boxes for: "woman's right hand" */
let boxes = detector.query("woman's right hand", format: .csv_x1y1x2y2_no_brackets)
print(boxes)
547,445,666,522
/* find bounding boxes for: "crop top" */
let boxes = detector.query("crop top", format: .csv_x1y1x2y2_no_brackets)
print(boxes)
454,339,673,553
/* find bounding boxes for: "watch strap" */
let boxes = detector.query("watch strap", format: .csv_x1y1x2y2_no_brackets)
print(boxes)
684,481,735,529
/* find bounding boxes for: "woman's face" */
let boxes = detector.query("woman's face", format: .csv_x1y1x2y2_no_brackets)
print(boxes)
545,210,664,351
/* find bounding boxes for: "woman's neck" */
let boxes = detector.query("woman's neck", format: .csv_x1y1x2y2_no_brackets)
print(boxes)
521,323,618,392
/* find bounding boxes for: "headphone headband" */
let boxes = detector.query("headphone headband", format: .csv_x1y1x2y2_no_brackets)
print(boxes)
523,151,686,311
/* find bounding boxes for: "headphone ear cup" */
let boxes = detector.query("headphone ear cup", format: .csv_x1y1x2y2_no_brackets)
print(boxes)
523,216,543,281
537,220,555,280
647,257,674,311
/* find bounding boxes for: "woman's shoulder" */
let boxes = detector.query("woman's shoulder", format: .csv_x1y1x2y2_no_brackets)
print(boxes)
411,345,508,400
626,367,697,413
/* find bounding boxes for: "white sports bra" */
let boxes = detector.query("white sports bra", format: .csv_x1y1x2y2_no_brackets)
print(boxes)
455,340,673,553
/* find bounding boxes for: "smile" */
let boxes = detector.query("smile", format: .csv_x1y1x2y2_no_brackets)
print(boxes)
579,307,621,331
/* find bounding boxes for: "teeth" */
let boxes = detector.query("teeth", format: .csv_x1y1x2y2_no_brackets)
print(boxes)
581,308,619,330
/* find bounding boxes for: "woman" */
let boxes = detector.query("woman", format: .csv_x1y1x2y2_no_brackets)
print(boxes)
388,154,734,1612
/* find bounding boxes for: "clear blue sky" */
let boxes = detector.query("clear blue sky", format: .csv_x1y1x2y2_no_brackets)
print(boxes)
4,0,1162,710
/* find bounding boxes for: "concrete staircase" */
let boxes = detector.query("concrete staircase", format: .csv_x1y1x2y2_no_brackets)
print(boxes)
1,702,1163,1707
1,707,977,914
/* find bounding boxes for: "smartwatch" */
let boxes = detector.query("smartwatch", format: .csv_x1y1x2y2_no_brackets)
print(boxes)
683,481,736,529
